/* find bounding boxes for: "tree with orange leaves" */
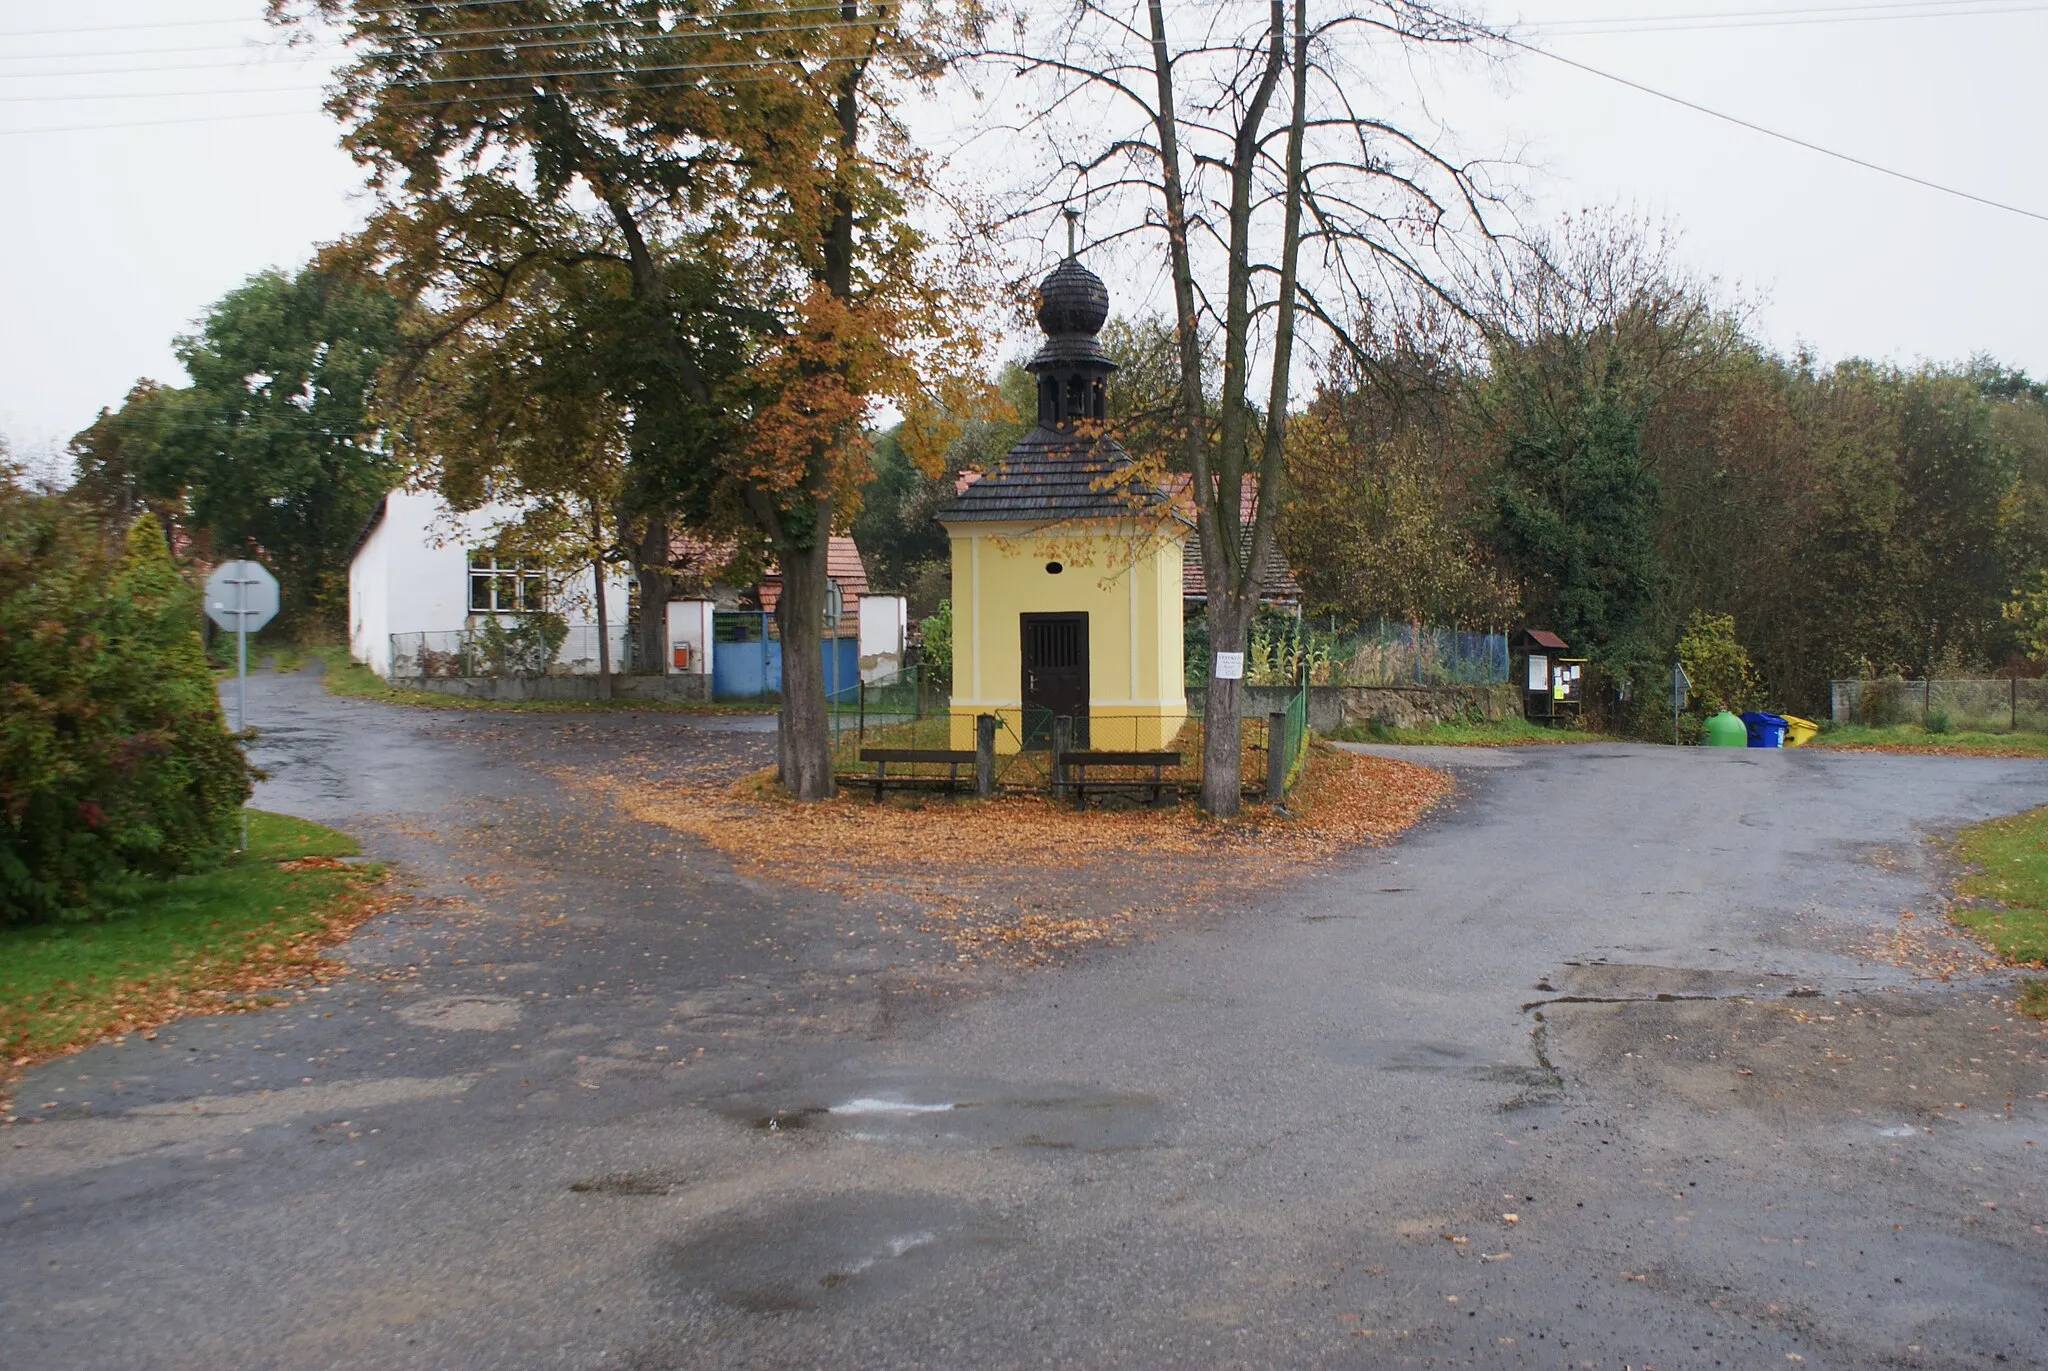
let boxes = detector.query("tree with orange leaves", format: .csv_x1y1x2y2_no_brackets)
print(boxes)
274,0,986,797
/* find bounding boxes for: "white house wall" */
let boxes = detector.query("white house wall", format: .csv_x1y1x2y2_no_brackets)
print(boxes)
348,489,634,679
665,600,714,677
858,595,907,682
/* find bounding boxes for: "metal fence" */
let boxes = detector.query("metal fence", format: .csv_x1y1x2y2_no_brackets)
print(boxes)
1324,622,1509,687
1830,678,2048,732
389,624,636,679
827,666,1297,802
1191,618,1509,688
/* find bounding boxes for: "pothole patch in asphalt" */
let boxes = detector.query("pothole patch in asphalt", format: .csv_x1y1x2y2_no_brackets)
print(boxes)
393,995,522,1031
568,1170,686,1196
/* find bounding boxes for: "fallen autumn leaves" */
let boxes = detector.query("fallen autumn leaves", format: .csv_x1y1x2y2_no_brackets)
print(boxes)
577,743,1453,963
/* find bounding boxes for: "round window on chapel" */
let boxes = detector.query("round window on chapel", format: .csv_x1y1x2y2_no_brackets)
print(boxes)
1045,561,1064,575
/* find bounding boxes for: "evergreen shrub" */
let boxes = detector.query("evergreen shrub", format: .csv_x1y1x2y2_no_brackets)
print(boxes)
0,492,254,922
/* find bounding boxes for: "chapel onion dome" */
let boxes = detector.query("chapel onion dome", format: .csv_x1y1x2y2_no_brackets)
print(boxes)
1026,255,1116,426
939,248,1184,526
1034,257,1111,338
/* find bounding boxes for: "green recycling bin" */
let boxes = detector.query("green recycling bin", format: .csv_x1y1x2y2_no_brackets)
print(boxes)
1704,710,1748,747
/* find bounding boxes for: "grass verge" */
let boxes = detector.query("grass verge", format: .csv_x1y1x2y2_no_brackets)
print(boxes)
1948,803,2048,1020
1813,723,2048,757
0,810,386,1102
1325,717,1610,746
305,644,772,714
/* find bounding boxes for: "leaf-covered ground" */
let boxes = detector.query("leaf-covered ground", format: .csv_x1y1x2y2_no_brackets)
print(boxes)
577,743,1452,964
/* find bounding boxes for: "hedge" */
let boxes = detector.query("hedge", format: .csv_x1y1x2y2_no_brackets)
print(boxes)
1,492,253,922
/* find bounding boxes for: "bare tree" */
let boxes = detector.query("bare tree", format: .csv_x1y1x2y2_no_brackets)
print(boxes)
971,0,1508,813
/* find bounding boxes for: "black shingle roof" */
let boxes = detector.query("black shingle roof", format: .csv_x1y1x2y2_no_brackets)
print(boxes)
938,427,1185,526
941,252,1188,529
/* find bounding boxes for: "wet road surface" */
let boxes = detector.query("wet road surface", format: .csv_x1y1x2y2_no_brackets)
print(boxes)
4,671,2046,1369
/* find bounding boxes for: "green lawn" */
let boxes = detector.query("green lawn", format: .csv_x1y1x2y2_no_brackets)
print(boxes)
1326,717,1610,746
0,811,382,1076
1949,804,2048,1020
1812,723,2048,757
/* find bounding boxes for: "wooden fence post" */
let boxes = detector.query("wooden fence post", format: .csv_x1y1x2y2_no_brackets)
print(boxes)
1268,711,1288,803
976,713,996,797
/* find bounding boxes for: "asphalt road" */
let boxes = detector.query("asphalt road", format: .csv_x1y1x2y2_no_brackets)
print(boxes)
4,670,2046,1369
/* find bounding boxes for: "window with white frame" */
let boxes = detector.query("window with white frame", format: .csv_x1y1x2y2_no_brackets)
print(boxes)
468,552,547,613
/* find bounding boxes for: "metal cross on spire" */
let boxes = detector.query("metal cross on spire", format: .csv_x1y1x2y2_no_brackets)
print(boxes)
1064,207,1079,260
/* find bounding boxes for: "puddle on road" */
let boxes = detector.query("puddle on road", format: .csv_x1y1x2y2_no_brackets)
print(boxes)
657,1193,1011,1315
726,1075,1165,1154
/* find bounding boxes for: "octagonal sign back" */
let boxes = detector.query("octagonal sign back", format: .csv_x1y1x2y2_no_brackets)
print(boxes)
204,560,280,635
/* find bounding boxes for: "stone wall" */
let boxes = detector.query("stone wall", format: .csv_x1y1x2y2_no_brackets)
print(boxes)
1221,683,1520,732
399,673,714,704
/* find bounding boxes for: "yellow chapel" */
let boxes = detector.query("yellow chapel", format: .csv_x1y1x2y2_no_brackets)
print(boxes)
937,252,1190,753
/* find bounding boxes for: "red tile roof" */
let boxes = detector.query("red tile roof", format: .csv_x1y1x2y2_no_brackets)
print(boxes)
668,531,870,620
756,536,869,617
1163,474,1303,604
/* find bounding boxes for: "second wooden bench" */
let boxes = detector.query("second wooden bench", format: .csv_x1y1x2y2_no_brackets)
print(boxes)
1059,750,1182,808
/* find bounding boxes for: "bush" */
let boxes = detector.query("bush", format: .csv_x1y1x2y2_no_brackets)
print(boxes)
0,494,254,922
919,599,953,692
472,611,568,678
1675,611,1762,715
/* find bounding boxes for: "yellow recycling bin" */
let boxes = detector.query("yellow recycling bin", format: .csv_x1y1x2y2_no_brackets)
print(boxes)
1780,714,1820,747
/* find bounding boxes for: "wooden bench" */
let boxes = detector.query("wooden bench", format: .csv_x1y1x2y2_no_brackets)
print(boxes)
851,747,979,800
1060,750,1182,808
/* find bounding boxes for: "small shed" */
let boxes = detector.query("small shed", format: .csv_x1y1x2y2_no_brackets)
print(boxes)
1510,627,1584,724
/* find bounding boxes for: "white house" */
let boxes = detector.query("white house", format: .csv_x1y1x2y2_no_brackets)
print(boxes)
346,488,632,679
347,487,910,693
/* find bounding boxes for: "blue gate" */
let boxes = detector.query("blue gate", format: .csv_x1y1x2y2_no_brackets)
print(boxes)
711,612,859,700
713,612,781,700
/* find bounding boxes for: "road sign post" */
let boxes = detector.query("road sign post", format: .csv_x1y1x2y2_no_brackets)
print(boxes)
204,561,279,848
1670,660,1692,746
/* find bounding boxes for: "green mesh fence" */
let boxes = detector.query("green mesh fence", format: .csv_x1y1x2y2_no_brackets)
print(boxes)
1280,679,1310,793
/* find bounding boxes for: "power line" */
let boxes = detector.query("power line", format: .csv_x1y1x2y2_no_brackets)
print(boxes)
0,59,877,136
0,45,888,105
8,0,2040,85
0,0,860,41
0,106,331,138
1526,2,2047,38
1505,35,2048,224
1525,0,2037,27
0,13,889,83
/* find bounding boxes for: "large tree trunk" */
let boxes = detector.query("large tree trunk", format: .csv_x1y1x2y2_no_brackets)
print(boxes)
774,504,836,799
1200,589,1253,816
634,515,672,675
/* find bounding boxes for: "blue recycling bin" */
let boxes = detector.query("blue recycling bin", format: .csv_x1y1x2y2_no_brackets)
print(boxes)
1740,710,1788,748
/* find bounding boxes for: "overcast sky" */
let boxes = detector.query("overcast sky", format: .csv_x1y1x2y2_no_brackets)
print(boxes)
2,0,2043,469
